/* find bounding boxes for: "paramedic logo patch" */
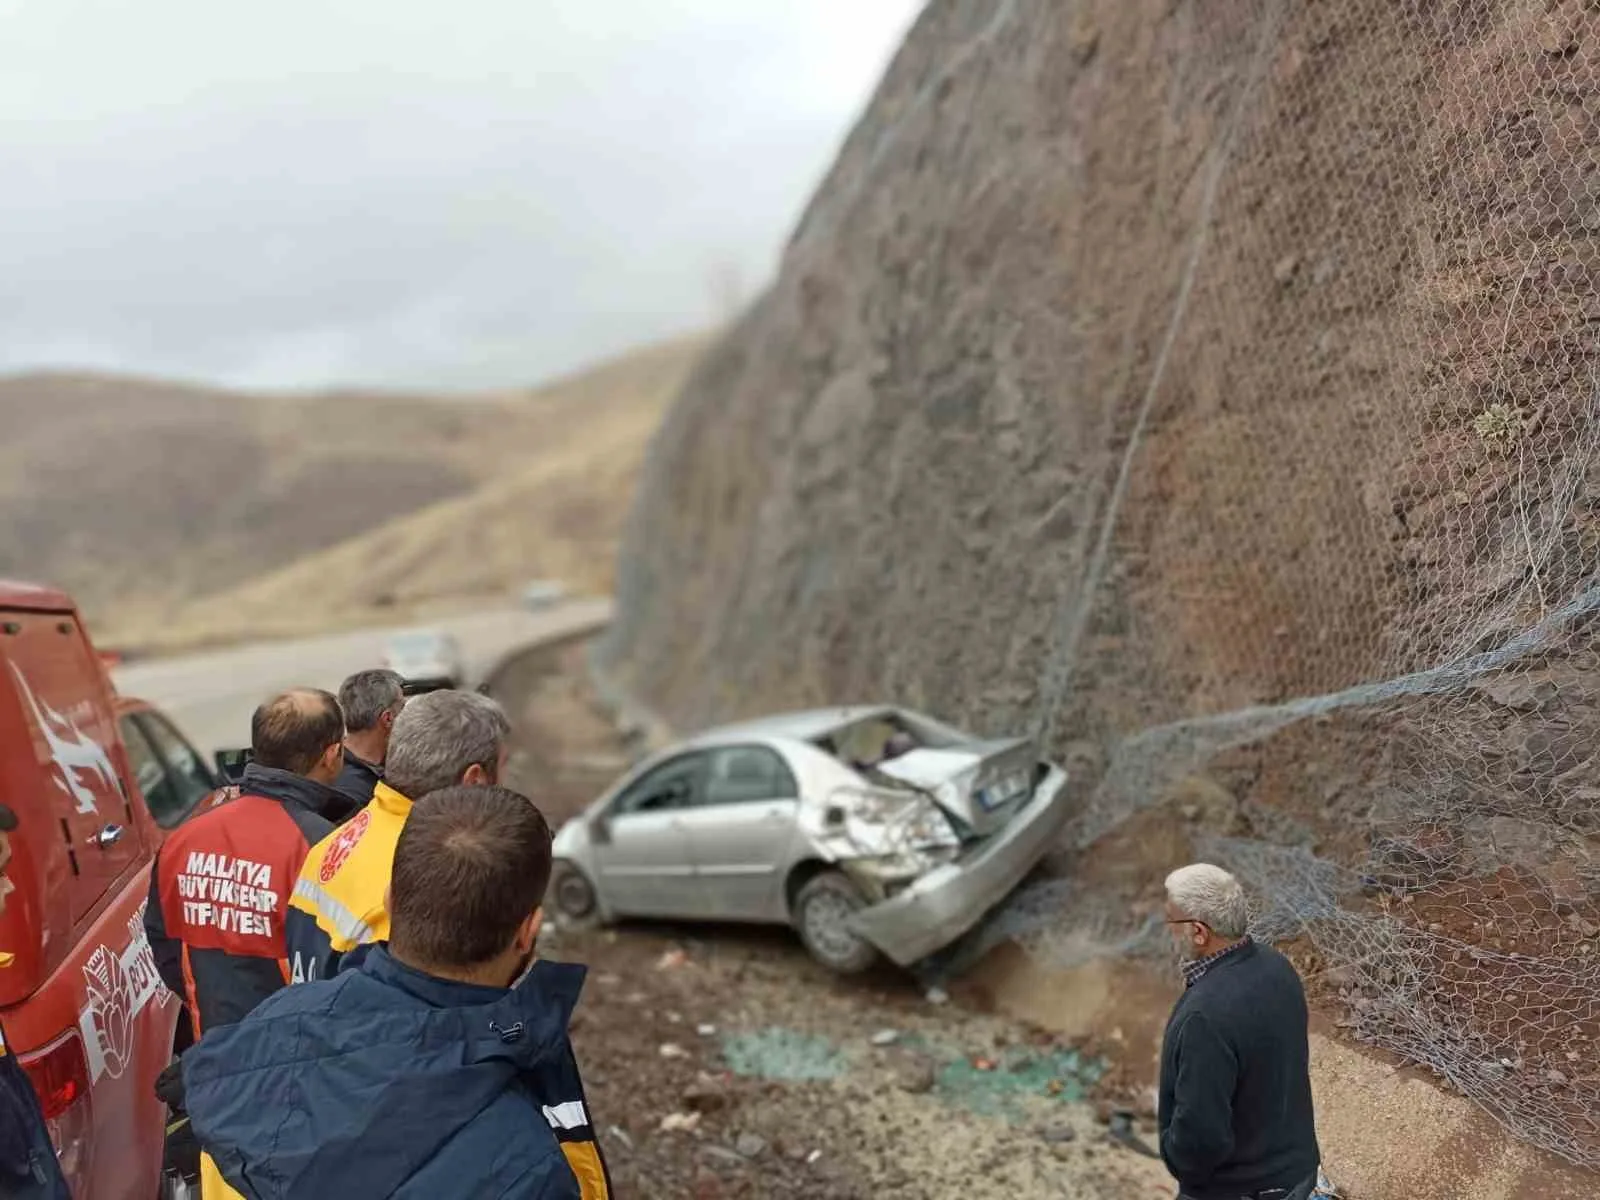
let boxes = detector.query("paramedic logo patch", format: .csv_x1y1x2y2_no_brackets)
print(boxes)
319,807,371,883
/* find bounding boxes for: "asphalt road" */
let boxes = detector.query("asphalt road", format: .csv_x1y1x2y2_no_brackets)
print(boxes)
111,599,613,755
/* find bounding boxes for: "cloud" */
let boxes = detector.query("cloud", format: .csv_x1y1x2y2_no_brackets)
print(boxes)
0,0,923,389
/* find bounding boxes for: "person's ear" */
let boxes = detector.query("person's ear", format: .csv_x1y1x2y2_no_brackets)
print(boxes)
460,762,489,786
515,907,544,955
323,742,344,774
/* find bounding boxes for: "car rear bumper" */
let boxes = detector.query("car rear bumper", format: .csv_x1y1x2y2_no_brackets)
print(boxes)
846,764,1072,966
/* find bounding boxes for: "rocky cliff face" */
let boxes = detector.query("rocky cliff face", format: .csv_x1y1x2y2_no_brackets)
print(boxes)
601,0,1600,1166
605,0,1597,741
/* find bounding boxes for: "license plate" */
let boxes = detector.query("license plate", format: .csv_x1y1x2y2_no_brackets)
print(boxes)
979,771,1028,810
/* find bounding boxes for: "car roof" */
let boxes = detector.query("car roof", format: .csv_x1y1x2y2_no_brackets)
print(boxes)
0,579,75,612
683,705,898,748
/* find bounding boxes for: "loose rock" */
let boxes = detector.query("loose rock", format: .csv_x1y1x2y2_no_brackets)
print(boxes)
897,1059,938,1094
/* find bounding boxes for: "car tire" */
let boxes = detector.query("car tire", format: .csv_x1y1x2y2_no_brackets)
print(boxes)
794,871,881,974
550,860,602,929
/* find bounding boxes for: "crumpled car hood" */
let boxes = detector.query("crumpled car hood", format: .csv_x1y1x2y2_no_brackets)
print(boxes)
873,737,1037,834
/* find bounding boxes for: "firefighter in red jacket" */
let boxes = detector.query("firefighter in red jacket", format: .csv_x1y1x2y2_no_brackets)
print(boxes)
145,689,348,1035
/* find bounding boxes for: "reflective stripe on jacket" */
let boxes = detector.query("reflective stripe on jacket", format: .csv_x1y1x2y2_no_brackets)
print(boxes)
183,949,608,1200
282,784,611,1197
283,781,412,983
145,765,339,1036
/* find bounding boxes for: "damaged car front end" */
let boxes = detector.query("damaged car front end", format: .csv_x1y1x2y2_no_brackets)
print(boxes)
548,706,1074,975
803,734,1073,967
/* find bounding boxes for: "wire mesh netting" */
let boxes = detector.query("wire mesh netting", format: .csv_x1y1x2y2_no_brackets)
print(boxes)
1008,0,1600,1169
603,0,1600,1170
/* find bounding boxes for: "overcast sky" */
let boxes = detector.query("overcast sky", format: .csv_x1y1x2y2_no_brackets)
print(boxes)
0,0,923,391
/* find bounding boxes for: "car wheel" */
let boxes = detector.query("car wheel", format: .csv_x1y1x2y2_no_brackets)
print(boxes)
794,871,881,974
550,860,601,928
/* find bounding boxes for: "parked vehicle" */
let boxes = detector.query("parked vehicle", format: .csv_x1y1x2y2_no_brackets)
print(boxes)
549,706,1072,973
519,580,567,611
0,581,227,1199
381,629,464,693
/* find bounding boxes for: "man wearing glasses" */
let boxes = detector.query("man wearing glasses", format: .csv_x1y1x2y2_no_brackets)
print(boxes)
1159,863,1320,1200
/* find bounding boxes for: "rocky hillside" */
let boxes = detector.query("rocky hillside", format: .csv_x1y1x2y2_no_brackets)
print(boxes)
602,0,1600,1173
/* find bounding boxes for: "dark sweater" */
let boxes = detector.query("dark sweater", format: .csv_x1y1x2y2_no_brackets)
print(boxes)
331,750,382,822
1158,940,1319,1199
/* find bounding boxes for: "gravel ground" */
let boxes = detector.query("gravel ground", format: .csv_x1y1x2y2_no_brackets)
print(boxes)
495,641,1177,1199
547,920,1176,1199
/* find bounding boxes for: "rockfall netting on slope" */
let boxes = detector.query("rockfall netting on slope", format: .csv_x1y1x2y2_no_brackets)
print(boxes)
601,0,1600,1167
1003,0,1600,1168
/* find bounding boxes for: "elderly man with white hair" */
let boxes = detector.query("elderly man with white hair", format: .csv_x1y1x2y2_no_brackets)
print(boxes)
1159,863,1320,1200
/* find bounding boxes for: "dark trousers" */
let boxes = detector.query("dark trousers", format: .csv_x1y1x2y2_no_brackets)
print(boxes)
1178,1174,1316,1200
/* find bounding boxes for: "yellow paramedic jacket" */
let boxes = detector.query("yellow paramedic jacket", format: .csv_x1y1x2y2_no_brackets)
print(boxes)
283,782,611,1199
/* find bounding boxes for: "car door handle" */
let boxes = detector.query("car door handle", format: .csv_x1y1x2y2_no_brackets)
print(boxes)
88,824,126,850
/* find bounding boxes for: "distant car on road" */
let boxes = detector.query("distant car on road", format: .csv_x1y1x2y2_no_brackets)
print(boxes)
520,580,567,611
549,706,1072,974
381,630,464,693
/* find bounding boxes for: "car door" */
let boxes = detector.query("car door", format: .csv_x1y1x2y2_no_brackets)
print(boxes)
677,745,801,921
592,753,706,918
6,611,144,924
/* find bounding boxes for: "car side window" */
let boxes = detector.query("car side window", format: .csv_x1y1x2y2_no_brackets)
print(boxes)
120,717,187,829
701,747,798,807
613,755,705,816
134,713,216,828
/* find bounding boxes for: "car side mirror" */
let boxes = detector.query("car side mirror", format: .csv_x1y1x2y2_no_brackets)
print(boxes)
591,815,612,845
214,748,251,783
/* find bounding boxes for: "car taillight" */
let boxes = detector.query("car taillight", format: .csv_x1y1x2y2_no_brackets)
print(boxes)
19,1029,94,1185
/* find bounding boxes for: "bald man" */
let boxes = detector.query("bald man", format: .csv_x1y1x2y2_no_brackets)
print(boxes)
146,689,349,1037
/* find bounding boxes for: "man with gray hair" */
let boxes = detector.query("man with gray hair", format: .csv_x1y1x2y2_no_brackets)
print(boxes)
333,668,406,816
1159,863,1320,1200
285,689,512,984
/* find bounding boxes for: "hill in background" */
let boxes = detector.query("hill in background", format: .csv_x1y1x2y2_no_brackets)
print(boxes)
0,334,705,650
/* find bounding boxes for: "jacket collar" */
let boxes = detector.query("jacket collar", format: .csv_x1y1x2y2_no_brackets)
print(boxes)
239,763,348,822
360,947,586,1068
1181,935,1256,989
372,781,413,818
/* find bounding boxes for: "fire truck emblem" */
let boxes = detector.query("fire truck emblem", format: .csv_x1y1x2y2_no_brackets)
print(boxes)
78,907,169,1083
10,662,119,815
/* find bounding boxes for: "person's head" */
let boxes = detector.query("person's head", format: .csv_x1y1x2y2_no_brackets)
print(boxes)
0,803,17,918
251,689,345,785
338,669,407,757
383,690,511,800
1164,863,1250,961
387,785,552,986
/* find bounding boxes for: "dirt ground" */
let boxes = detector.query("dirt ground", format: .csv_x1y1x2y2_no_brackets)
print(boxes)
495,641,1178,1199
493,637,1600,1199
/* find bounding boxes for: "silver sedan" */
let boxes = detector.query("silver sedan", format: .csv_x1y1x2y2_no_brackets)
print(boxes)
548,706,1072,973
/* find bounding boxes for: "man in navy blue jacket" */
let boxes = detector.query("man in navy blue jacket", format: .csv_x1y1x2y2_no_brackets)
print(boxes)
180,784,608,1199
1159,863,1320,1200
